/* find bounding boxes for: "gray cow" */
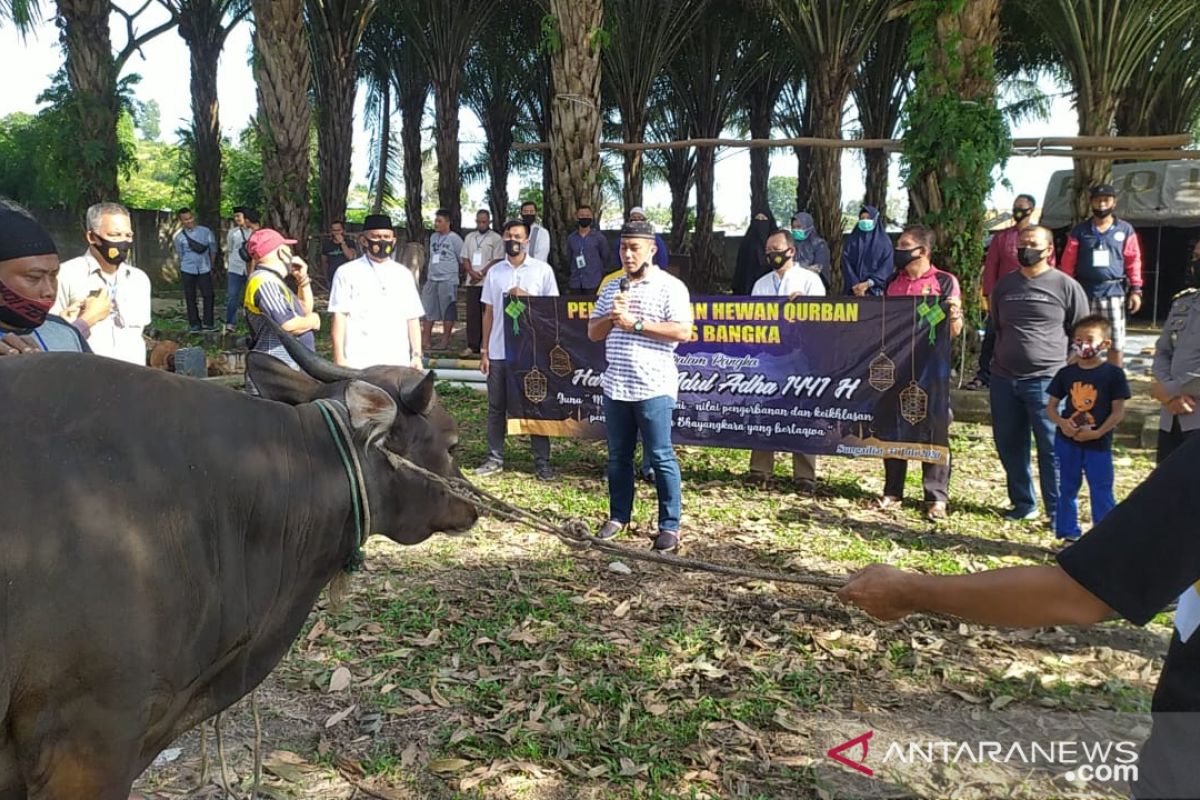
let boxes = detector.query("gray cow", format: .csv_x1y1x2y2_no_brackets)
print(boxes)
0,339,478,799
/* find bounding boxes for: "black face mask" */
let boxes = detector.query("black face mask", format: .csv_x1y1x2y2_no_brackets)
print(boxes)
504,239,524,258
893,247,921,269
1011,208,1032,222
91,236,131,266
1092,205,1114,219
521,214,536,228
1186,259,1200,288
577,218,592,229
1017,246,1045,268
366,239,395,258
766,250,790,269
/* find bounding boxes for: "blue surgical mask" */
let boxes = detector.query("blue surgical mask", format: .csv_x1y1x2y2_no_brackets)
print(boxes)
857,219,876,233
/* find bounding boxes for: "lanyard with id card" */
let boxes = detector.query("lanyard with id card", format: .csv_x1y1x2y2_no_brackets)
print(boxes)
1092,244,1111,269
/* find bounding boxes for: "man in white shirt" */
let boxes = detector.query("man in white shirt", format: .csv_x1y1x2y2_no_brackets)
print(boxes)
749,229,825,491
520,201,551,264
421,208,464,352
223,206,252,333
53,201,152,365
461,209,504,356
328,213,424,369
476,219,559,481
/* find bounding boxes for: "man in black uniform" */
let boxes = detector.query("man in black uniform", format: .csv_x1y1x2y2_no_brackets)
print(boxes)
839,436,1200,799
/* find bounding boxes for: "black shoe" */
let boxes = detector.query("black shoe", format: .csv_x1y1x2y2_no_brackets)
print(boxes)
639,469,655,484
188,325,201,333
535,464,555,481
651,530,680,552
795,478,817,494
201,325,218,333
595,520,625,540
474,460,503,477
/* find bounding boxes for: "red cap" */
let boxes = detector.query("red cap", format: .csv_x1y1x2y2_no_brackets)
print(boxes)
247,228,297,260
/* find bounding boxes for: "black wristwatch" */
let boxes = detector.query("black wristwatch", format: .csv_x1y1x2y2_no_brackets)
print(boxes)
633,318,644,333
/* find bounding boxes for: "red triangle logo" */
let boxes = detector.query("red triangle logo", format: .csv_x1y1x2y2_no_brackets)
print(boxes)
826,730,874,776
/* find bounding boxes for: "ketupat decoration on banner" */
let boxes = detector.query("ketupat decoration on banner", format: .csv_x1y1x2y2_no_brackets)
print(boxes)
917,296,946,345
506,296,527,335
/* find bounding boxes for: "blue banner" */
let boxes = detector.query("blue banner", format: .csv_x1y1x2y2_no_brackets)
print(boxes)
503,296,950,464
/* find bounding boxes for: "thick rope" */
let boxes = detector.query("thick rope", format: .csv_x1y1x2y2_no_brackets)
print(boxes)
314,400,368,573
381,448,846,590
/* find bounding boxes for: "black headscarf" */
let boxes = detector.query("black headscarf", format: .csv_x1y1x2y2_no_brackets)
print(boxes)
732,209,777,294
0,199,57,262
790,212,832,289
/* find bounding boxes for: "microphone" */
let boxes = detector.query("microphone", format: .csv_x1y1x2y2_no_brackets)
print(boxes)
619,277,630,293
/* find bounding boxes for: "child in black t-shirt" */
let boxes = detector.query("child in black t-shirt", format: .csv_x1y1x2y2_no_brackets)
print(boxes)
1045,315,1131,541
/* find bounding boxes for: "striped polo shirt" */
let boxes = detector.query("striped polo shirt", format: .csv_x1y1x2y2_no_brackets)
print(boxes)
591,267,693,401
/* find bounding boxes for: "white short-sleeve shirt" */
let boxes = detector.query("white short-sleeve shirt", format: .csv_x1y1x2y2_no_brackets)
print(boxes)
328,255,425,368
53,251,152,366
481,256,558,360
751,265,826,298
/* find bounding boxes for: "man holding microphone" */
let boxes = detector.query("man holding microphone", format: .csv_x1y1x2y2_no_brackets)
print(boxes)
589,220,693,552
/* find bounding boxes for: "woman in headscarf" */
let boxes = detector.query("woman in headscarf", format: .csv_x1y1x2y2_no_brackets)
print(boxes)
732,209,777,294
840,205,894,296
789,211,832,290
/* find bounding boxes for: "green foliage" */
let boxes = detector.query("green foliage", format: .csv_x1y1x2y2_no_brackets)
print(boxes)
119,138,191,210
768,175,797,224
221,123,266,217
133,98,162,141
901,0,1009,328
538,13,561,55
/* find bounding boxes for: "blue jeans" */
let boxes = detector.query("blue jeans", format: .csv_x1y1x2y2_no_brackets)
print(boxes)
990,375,1058,521
604,394,682,532
226,271,248,326
1054,437,1115,539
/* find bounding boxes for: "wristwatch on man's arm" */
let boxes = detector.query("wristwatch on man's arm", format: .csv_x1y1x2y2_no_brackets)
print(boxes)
633,318,644,334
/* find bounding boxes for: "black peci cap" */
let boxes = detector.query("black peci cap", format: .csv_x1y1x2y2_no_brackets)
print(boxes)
620,220,656,240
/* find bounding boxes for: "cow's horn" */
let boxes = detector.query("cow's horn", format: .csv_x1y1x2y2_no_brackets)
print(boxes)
261,313,361,383
400,370,436,415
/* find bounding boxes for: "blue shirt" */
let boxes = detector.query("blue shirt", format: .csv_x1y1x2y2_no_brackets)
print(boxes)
173,226,216,275
567,229,611,291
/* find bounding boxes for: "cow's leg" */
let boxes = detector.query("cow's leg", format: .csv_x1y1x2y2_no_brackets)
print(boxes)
13,718,139,800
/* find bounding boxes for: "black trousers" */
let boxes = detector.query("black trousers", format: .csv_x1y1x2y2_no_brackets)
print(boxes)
1157,416,1196,465
182,271,215,329
465,285,484,353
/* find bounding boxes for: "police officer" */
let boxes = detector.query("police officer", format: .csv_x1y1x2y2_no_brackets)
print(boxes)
1059,184,1145,368
1151,238,1200,463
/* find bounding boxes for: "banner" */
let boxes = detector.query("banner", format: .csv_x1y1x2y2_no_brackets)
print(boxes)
503,295,951,464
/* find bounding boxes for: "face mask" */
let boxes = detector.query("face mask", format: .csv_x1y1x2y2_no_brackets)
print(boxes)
1092,206,1114,219
91,236,131,266
504,239,524,258
893,247,920,269
521,214,536,228
1017,246,1044,268
0,277,53,330
366,239,394,258
1012,208,1032,222
627,261,648,280
857,219,875,233
1186,259,1200,288
1073,341,1104,360
766,250,790,269
792,229,808,241
577,218,592,229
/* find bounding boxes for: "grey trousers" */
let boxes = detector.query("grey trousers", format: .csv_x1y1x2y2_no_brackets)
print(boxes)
749,450,817,481
486,359,550,467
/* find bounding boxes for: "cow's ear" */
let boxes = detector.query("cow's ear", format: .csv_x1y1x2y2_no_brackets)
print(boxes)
399,371,436,415
345,380,398,441
247,352,322,404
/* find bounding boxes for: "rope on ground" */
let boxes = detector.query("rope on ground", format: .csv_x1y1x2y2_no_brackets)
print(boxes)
383,450,847,591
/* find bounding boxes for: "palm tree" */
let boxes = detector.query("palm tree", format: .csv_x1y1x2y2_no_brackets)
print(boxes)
162,0,250,232
777,76,811,213
668,0,762,292
1114,17,1200,139
357,14,397,214
772,0,898,262
401,0,499,231
252,0,313,243
852,16,909,211
306,0,378,230
645,80,696,254
4,0,176,206
1024,0,1194,218
601,0,707,212
739,3,793,216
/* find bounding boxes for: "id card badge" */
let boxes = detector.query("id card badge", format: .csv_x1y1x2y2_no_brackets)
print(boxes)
575,254,587,271
472,251,483,267
1092,247,1111,268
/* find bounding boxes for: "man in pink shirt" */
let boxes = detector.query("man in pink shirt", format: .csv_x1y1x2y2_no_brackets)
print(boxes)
967,193,1051,390
879,225,964,520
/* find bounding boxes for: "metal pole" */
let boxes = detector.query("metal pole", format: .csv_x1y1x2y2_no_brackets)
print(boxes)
1154,224,1163,324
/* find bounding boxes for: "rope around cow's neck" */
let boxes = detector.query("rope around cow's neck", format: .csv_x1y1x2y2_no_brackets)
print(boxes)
314,399,369,573
381,447,847,590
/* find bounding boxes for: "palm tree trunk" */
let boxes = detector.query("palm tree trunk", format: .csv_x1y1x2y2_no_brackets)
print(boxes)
808,72,847,266
188,36,223,233
315,50,360,230
547,0,603,272
432,76,463,231
864,149,888,211
253,0,313,245
747,85,780,214
372,82,390,215
621,115,646,212
692,144,720,292
397,84,425,242
58,0,120,206
1072,98,1116,220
